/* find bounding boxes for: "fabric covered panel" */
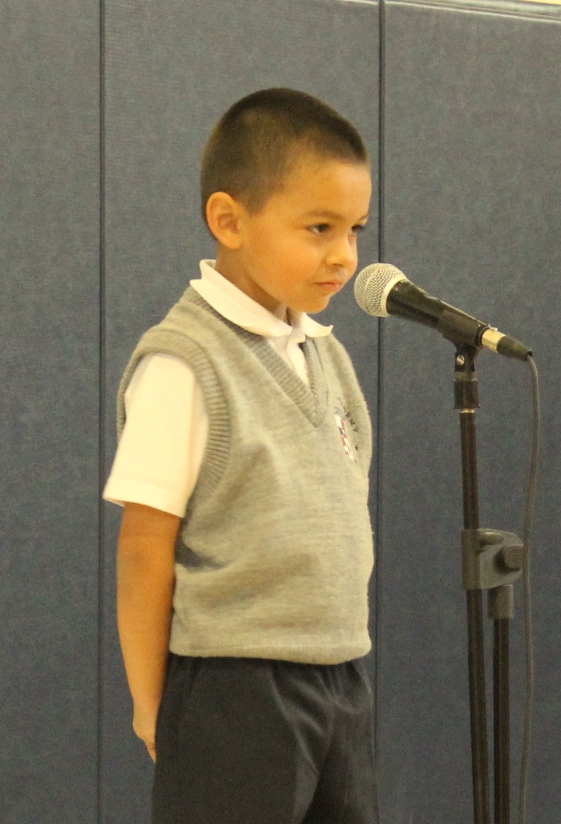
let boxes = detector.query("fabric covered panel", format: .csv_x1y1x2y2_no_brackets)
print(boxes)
101,1,380,820
378,1,561,821
0,2,100,823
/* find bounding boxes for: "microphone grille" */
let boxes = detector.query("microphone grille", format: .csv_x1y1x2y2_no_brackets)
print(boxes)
354,263,408,316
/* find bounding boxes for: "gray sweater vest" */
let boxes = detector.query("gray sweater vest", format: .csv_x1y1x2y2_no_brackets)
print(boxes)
118,288,374,664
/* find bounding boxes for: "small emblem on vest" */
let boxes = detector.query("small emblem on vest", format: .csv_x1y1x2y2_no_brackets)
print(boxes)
334,410,355,461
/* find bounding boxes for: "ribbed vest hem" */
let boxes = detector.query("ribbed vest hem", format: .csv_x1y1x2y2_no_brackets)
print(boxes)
168,638,372,666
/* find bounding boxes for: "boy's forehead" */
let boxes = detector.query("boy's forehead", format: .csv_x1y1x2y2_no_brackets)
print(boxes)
274,157,372,213
286,152,370,182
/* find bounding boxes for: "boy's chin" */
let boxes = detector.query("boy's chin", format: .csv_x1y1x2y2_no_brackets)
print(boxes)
287,292,332,316
304,295,333,315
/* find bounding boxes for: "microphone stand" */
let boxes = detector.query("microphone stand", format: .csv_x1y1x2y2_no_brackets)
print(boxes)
454,346,524,824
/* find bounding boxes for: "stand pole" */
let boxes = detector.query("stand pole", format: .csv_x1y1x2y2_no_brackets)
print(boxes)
455,349,491,824
491,585,514,824
494,616,510,824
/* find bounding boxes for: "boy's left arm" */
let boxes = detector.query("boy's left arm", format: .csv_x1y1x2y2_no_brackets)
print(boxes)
117,502,180,761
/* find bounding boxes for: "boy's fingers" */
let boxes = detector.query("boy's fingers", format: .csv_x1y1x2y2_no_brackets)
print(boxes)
132,716,157,761
136,729,156,761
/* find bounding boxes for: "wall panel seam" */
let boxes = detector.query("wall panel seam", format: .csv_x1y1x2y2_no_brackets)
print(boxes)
98,0,106,820
374,0,386,803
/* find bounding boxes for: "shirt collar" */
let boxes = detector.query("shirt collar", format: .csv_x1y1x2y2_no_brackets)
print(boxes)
190,260,333,339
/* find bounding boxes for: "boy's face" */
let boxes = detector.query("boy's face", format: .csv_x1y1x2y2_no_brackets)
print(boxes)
214,155,372,319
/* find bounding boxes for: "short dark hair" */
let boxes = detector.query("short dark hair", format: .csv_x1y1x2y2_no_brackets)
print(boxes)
200,88,369,225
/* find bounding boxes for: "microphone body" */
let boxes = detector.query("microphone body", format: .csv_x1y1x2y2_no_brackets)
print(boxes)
354,263,531,360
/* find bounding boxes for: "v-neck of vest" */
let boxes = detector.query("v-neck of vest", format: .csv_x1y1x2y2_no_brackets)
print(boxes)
241,333,328,427
186,289,329,427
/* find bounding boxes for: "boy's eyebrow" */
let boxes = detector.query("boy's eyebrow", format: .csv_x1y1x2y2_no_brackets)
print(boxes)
303,209,370,222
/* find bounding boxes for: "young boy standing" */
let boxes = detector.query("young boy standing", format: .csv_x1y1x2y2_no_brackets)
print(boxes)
104,88,376,823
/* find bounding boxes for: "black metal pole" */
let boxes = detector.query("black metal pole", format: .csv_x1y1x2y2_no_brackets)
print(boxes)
455,349,490,824
494,617,510,824
490,583,514,824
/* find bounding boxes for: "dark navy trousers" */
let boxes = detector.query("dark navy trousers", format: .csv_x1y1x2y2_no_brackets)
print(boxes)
152,654,377,824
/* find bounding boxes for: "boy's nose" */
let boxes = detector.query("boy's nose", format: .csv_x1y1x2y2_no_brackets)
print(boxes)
326,236,357,271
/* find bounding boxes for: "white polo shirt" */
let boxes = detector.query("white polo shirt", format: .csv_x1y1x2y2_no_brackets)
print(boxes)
103,260,332,516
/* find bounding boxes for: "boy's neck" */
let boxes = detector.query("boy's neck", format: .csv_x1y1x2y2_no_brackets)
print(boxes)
213,248,290,323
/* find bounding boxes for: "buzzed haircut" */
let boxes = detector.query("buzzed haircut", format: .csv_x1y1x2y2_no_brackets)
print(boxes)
200,88,369,225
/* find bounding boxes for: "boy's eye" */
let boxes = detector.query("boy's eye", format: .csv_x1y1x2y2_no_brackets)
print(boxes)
310,223,330,235
309,222,368,236
352,224,367,236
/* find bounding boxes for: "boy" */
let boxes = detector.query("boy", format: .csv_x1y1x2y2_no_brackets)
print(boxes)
104,88,376,824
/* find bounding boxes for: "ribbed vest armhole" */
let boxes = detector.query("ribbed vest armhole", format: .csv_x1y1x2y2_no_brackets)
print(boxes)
117,328,230,492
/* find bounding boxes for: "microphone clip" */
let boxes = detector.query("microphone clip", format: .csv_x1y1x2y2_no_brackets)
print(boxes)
454,346,480,411
462,529,525,603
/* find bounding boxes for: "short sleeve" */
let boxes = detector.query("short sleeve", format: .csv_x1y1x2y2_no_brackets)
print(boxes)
103,353,209,516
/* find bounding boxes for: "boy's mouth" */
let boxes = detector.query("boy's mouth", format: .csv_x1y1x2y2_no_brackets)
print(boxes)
317,280,345,294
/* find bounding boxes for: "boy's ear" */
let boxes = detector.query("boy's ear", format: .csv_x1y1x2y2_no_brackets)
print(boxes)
206,192,244,249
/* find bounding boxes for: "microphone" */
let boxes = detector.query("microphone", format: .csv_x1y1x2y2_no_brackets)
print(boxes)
354,263,531,360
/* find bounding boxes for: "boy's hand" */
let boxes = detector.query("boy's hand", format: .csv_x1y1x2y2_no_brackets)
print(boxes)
133,703,158,762
117,502,181,764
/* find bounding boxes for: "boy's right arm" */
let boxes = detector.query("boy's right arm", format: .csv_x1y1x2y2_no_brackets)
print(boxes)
117,502,180,762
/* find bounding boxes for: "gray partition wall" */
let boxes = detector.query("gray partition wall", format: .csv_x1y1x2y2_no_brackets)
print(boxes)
1,3,101,823
377,2,561,822
2,1,561,823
